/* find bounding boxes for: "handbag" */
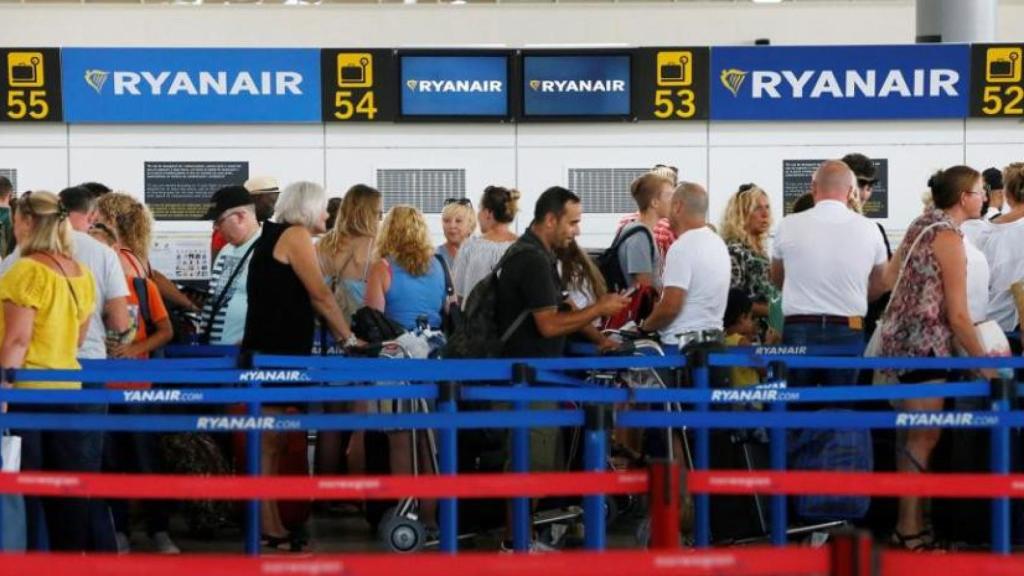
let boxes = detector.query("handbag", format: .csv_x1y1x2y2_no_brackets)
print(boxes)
2,432,26,551
865,221,947,359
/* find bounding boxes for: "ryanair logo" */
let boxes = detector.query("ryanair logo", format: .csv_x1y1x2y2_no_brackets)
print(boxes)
720,68,960,99
720,69,748,97
404,79,503,93
122,390,204,403
528,79,626,93
894,412,998,428
195,416,302,431
238,370,310,383
85,70,110,93
82,69,305,96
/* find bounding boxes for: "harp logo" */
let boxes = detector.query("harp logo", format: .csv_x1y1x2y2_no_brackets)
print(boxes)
720,68,748,97
84,70,110,94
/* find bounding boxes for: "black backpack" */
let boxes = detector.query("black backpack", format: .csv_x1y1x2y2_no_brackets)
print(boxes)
442,242,540,359
596,225,656,293
434,254,463,336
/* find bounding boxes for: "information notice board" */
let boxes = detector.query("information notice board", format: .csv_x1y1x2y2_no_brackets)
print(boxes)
144,161,249,221
781,158,889,218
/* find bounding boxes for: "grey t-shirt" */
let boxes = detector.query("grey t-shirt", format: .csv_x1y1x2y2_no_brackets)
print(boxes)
616,222,660,289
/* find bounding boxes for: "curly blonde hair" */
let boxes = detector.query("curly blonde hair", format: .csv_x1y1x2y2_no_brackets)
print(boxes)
720,184,771,256
96,193,152,260
376,205,434,277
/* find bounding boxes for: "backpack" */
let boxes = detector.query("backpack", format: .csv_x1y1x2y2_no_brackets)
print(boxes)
442,242,540,359
597,225,656,293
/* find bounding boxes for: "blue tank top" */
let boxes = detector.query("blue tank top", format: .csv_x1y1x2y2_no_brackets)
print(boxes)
343,278,367,306
385,257,446,331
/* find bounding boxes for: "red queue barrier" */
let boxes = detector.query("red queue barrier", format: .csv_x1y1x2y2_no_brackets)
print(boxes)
0,548,831,576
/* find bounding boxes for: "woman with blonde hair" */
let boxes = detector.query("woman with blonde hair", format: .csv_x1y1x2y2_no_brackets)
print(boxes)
315,184,382,484
364,205,447,533
452,186,519,301
436,198,476,271
0,191,97,550
720,183,777,342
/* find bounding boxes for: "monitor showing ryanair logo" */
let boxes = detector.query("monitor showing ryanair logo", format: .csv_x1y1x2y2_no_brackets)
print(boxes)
710,44,970,120
522,54,631,118
399,54,509,118
62,48,321,123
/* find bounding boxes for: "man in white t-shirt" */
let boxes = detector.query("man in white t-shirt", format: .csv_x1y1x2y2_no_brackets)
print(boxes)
770,160,888,388
640,181,731,347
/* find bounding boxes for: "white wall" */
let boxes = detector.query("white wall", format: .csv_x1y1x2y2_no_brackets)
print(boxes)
0,1,1022,47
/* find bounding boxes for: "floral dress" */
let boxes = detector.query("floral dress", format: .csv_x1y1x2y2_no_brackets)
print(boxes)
727,241,778,341
880,210,959,372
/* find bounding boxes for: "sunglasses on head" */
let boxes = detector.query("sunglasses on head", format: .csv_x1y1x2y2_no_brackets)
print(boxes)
738,183,758,195
653,164,679,175
444,197,473,208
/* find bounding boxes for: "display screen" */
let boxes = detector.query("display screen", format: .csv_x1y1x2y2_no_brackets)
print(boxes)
522,54,631,118
399,54,510,118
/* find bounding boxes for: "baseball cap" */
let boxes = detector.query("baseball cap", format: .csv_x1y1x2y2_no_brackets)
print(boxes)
244,176,280,196
204,185,253,221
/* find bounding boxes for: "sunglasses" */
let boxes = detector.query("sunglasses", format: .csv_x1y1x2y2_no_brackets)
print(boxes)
738,183,758,195
653,164,679,175
444,197,473,208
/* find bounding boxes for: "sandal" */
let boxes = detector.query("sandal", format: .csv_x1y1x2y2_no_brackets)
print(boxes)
889,530,940,552
261,533,308,553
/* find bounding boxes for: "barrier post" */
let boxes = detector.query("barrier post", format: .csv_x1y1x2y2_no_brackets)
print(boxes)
583,405,609,550
688,348,711,548
243,354,261,556
511,363,534,552
648,459,680,549
989,377,1014,555
437,381,460,554
828,529,873,576
768,360,788,547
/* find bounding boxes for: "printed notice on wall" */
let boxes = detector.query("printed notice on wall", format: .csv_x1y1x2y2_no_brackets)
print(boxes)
782,158,888,218
150,232,211,280
0,169,16,192
144,161,249,221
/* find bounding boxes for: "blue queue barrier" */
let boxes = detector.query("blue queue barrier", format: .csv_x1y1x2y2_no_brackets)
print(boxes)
2,349,1023,554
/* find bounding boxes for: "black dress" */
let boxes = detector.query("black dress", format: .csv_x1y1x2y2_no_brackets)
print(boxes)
242,221,315,356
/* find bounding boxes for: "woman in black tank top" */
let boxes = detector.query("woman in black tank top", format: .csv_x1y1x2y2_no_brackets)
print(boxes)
239,182,360,551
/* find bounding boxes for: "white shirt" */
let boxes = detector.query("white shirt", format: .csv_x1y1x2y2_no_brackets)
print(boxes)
963,235,990,324
966,216,1024,331
0,231,130,359
658,226,731,343
771,200,887,317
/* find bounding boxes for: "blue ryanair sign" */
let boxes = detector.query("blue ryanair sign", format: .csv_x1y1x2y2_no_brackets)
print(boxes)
710,44,970,120
399,54,510,118
61,48,322,123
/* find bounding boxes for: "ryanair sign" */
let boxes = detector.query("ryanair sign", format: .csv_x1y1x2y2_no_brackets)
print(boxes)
398,53,510,119
522,53,632,118
61,48,321,123
710,44,970,120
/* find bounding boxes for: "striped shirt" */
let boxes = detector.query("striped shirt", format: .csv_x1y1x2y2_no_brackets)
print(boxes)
201,230,260,345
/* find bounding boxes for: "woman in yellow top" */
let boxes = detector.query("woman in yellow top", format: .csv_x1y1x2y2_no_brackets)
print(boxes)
0,190,96,551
